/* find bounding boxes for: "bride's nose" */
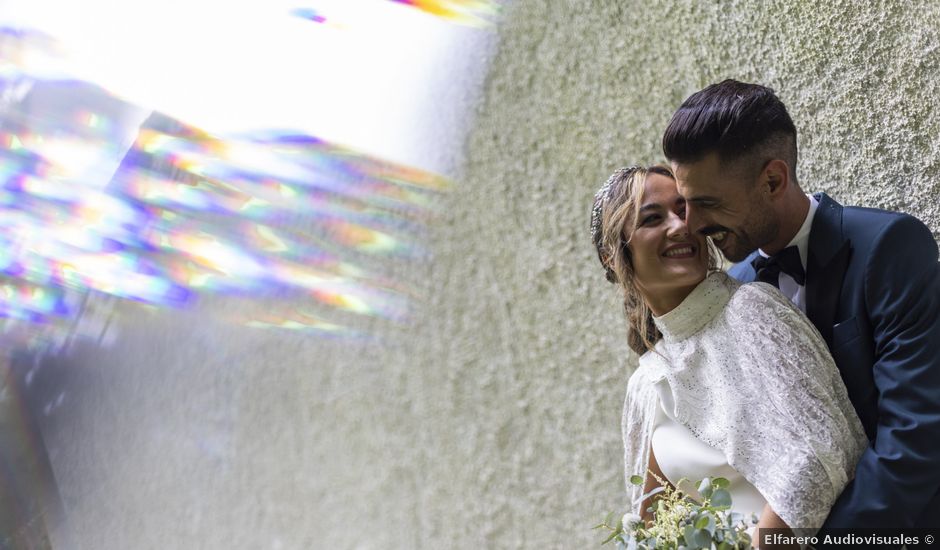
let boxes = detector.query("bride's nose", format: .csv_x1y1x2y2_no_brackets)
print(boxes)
666,214,691,240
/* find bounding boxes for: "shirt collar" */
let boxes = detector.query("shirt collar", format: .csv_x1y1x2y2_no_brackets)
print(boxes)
652,271,733,342
757,193,818,269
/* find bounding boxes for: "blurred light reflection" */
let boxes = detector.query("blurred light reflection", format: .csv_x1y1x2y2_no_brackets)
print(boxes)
0,25,453,350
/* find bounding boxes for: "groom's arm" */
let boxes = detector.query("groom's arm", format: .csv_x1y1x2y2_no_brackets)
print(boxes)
823,215,940,527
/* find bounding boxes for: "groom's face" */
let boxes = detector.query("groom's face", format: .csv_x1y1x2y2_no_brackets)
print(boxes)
671,153,778,263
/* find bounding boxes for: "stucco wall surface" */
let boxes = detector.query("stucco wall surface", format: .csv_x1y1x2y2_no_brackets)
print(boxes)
25,1,940,549
409,0,940,548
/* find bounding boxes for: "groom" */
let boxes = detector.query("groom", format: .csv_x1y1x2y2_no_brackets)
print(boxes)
662,79,940,530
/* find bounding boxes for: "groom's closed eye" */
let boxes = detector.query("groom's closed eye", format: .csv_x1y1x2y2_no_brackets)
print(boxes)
687,198,721,210
689,197,720,209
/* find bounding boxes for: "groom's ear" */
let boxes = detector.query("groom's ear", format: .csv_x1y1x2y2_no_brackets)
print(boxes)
762,159,790,198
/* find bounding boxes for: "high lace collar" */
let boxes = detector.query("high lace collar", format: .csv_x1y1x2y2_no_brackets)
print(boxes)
652,271,734,342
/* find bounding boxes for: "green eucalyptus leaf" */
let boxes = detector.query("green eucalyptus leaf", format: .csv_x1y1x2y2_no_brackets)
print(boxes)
712,477,730,489
630,475,644,486
697,528,713,548
703,515,716,535
694,515,709,530
697,478,713,498
710,488,732,510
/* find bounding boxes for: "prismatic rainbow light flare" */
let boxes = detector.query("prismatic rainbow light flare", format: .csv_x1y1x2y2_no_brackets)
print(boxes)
0,23,455,347
289,7,350,30
107,112,446,333
386,0,500,26
290,1,500,28
0,95,449,346
0,14,468,541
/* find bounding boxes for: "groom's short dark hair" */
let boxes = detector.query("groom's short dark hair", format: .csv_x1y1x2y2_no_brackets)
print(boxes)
662,79,798,179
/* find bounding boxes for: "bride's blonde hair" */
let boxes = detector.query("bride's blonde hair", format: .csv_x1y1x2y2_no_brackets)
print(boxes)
590,165,717,354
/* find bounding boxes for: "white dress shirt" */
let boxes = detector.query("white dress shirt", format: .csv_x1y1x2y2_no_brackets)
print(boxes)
756,194,818,312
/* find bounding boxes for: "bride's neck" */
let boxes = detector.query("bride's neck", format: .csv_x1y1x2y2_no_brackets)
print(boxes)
640,281,700,317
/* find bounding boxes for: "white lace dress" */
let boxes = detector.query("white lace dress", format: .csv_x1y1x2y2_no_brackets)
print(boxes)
622,271,868,533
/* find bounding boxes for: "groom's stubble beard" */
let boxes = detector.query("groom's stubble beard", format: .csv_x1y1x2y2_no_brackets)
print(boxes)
715,176,782,262
716,211,780,263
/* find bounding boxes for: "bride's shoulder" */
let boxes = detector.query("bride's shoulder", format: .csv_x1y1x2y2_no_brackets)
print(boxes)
722,278,805,331
724,276,792,310
702,271,773,311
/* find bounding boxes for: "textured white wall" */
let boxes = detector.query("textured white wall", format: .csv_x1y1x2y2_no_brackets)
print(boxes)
22,1,940,549
405,1,940,547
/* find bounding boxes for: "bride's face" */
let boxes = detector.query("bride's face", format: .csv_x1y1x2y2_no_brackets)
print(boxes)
627,173,709,315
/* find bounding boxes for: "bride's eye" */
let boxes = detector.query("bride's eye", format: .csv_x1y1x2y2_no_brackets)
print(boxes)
640,214,660,226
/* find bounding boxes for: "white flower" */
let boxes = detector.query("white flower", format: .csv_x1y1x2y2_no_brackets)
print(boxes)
621,512,642,531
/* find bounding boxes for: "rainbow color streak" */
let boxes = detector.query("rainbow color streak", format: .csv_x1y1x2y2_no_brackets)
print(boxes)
387,0,500,26
0,30,452,346
289,1,499,28
290,8,329,25
288,7,353,30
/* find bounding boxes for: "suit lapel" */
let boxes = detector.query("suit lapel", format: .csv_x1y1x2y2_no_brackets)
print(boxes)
806,193,851,346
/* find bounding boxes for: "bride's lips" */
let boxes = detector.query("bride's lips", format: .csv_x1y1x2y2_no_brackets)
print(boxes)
662,242,698,259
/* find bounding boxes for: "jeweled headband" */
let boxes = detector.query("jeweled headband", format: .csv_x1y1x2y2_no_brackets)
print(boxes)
590,165,640,245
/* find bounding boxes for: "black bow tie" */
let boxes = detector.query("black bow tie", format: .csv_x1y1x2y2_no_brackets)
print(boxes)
751,246,806,287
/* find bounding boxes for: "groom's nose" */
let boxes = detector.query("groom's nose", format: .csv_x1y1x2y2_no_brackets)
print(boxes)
683,203,707,235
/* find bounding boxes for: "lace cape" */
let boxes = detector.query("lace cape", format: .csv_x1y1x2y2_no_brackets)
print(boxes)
622,271,868,533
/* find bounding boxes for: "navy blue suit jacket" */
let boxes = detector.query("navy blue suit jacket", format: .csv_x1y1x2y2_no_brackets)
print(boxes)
728,193,940,528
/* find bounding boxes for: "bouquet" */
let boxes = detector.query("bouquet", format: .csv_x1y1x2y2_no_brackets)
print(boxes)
595,475,758,550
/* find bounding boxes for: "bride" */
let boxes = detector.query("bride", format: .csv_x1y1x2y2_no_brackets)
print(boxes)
590,164,867,542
